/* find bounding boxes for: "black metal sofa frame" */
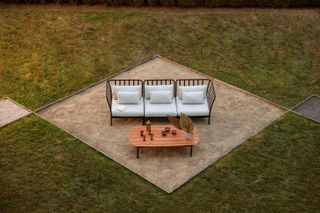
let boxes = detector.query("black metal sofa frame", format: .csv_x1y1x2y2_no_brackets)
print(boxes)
106,79,144,126
176,79,216,124
106,78,216,125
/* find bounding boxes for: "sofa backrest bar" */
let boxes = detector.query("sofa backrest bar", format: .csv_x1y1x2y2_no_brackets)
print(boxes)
110,79,143,86
176,79,210,87
144,79,175,86
206,81,216,111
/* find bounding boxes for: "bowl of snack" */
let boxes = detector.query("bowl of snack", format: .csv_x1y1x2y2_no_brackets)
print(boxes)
172,129,177,135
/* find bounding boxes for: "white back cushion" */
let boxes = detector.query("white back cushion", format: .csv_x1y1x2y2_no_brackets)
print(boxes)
182,91,205,104
145,85,173,99
150,91,173,104
178,85,207,99
112,85,141,99
118,91,140,104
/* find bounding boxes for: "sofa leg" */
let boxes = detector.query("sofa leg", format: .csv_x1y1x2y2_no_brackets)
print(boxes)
142,118,145,125
208,117,210,125
110,117,113,126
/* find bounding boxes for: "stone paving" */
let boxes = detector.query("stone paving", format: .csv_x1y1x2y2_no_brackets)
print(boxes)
292,95,320,122
38,56,287,193
0,98,31,127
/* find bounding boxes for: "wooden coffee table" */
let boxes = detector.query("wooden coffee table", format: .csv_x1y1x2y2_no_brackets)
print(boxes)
129,125,199,158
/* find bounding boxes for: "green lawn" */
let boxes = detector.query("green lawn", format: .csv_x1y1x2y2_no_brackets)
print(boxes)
0,7,320,212
0,8,319,109
1,114,319,212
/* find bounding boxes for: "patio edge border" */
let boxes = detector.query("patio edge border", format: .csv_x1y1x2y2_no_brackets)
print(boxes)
2,55,315,193
33,55,290,193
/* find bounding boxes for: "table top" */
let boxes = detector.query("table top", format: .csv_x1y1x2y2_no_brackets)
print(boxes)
129,125,199,147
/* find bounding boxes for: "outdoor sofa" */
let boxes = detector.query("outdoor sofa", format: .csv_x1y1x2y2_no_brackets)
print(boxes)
106,79,216,125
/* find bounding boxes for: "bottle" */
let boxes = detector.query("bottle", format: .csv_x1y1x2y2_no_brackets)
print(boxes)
146,120,151,134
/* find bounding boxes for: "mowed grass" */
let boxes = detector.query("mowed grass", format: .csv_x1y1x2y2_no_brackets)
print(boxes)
0,8,319,109
1,113,319,212
1,8,320,212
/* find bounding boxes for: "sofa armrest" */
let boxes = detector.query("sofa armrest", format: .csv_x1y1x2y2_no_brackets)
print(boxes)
106,81,112,113
207,81,216,113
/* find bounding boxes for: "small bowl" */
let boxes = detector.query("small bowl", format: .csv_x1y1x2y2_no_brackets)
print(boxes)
165,127,170,133
161,131,167,136
172,129,177,135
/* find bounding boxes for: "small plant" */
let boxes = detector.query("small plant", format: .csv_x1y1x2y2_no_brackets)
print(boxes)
167,116,181,129
171,129,177,135
168,113,193,133
179,113,194,133
168,113,194,140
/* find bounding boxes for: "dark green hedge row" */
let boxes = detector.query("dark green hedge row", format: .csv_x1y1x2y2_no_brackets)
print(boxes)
3,0,320,7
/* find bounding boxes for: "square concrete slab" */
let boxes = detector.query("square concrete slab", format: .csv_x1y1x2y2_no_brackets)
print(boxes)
37,56,286,193
292,95,320,122
0,98,31,127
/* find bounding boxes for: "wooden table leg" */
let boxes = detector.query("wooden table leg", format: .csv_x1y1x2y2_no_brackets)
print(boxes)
137,147,139,159
190,145,193,157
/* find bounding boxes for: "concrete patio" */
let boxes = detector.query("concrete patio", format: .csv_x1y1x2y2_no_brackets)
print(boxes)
0,98,31,127
37,56,286,193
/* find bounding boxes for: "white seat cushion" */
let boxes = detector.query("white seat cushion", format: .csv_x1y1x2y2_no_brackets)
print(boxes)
145,99,177,117
112,99,144,117
176,97,209,116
